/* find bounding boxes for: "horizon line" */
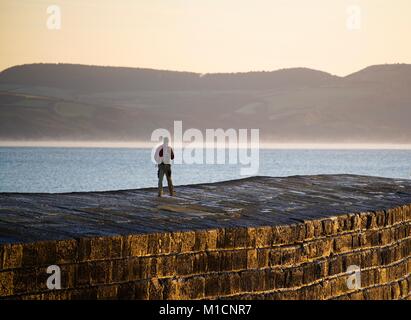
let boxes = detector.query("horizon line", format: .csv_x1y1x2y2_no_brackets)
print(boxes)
1,61,410,78
1,140,411,150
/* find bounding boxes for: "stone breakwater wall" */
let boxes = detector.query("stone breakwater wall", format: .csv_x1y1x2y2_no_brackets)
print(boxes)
1,205,410,300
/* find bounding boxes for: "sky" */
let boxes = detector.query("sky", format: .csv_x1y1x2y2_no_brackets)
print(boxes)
1,0,411,76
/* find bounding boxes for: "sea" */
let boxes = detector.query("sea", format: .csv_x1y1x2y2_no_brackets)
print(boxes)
0,147,410,193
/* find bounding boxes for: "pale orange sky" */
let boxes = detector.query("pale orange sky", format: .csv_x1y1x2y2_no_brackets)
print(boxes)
1,0,410,75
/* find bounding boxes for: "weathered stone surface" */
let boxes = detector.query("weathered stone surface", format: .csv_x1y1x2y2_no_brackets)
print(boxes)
1,175,410,244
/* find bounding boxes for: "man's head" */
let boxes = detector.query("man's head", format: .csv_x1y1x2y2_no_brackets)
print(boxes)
163,137,169,146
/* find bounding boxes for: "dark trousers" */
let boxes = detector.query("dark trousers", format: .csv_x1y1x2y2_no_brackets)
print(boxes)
158,163,174,195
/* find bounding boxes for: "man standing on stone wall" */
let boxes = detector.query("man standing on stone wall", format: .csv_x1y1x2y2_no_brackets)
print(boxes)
154,137,175,197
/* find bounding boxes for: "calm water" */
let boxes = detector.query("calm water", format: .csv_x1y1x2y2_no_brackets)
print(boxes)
0,147,410,193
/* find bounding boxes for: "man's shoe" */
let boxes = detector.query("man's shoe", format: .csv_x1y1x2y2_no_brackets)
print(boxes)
158,191,163,197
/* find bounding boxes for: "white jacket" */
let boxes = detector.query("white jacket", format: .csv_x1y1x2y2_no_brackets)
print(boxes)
154,143,174,164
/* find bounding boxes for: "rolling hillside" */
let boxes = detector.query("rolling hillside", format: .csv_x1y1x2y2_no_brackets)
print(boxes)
0,63,410,143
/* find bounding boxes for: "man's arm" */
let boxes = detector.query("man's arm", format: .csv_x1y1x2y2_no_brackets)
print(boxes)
154,145,162,164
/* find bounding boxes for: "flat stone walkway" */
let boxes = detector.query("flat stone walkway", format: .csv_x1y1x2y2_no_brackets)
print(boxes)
1,175,411,244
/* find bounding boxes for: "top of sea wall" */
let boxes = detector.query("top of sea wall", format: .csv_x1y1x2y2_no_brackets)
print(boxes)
1,174,411,244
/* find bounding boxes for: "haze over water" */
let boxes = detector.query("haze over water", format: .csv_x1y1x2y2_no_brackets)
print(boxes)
1,147,410,193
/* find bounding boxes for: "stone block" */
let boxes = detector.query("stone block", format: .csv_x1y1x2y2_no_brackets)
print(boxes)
220,228,235,249
301,242,314,260
350,214,362,231
61,264,76,289
147,233,170,255
76,262,91,286
111,259,129,283
239,270,257,292
78,238,92,261
281,247,296,266
328,256,343,276
135,280,149,299
399,278,408,297
294,223,306,242
97,285,118,300
56,239,77,264
117,282,136,299
221,251,235,271
359,212,370,229
110,236,124,259
162,278,178,300
0,271,14,296
219,273,232,295
204,274,220,297
333,234,353,253
149,278,164,299
205,229,218,250
177,277,205,299
312,219,323,237
256,248,269,268
268,248,282,267
228,272,241,295
89,261,111,285
384,210,394,227
255,226,272,247
344,252,361,269
247,249,258,269
404,205,411,221
379,229,392,245
392,207,404,224
192,252,207,274
37,241,57,266
193,230,208,251
234,227,249,248
157,254,176,277
337,215,351,232
302,262,319,284
304,221,315,239
366,212,378,229
231,249,247,270
127,234,148,257
206,251,221,272
287,267,303,288
375,211,386,227
322,218,337,236
318,238,333,257
176,254,193,275
272,225,294,246
82,236,117,261
2,244,23,269
390,282,401,299
368,230,381,247
171,231,195,253
12,268,37,295
246,228,257,248
127,257,144,281
329,276,350,297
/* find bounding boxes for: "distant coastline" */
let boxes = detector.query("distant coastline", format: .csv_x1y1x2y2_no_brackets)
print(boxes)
1,140,411,150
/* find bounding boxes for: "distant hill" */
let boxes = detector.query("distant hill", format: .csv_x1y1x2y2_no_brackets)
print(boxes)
0,63,337,91
0,63,410,143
